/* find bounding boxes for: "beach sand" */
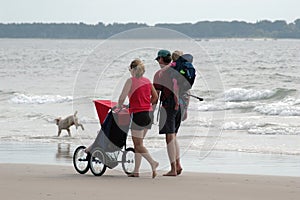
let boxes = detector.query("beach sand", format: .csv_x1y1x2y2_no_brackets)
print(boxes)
1,164,299,200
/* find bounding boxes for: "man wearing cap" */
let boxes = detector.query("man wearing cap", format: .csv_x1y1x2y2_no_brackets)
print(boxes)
153,49,183,176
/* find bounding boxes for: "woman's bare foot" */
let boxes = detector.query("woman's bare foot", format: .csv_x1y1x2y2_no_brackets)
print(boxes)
152,171,157,179
151,161,159,178
128,173,139,177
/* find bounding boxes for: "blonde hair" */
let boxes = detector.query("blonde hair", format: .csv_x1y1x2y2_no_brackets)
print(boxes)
172,50,183,61
130,59,145,78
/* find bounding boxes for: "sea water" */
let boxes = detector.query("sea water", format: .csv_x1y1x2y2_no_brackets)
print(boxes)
0,37,299,176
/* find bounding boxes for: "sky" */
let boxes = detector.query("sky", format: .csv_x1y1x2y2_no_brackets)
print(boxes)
0,0,299,25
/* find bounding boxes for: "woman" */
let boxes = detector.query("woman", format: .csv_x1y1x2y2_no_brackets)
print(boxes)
117,59,159,178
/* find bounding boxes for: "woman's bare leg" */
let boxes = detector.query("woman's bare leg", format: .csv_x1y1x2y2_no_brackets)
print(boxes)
131,129,158,178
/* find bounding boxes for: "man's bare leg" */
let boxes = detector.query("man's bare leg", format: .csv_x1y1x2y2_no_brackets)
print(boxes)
163,133,177,176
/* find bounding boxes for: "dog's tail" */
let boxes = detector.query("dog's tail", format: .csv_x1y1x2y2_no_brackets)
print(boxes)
74,111,78,116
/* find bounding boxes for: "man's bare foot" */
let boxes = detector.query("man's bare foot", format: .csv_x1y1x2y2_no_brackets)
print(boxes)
177,168,183,175
128,173,139,177
163,171,177,176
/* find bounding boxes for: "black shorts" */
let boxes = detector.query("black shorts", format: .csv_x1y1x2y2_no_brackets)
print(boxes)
131,111,153,130
159,106,181,134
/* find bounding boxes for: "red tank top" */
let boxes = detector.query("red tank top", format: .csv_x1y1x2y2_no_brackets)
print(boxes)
128,77,152,113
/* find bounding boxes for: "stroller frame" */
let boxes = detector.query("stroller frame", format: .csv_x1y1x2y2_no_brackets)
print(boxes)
73,100,135,176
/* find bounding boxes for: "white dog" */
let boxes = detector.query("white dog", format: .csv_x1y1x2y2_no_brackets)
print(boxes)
55,111,84,137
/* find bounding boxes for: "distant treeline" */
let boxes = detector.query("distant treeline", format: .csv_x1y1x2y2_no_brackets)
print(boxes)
0,19,300,39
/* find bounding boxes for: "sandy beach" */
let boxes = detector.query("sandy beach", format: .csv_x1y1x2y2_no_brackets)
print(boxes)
1,164,299,200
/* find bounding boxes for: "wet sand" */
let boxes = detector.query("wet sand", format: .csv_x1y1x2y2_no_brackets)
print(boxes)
1,164,299,200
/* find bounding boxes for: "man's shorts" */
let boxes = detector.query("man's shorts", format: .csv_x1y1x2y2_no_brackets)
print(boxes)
159,106,181,134
131,111,152,130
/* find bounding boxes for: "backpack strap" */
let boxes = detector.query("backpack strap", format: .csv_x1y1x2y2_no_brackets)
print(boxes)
172,78,179,110
156,100,162,123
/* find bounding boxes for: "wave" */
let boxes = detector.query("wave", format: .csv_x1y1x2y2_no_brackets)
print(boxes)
248,127,300,135
0,90,17,101
196,88,299,115
10,93,73,104
197,101,257,111
222,88,295,102
254,97,300,116
223,121,267,130
223,121,300,135
197,98,300,116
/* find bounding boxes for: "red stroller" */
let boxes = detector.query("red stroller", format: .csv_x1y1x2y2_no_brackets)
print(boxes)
73,100,135,176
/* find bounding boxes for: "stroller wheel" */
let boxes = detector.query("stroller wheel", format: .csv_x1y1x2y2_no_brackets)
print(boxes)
89,147,107,176
122,147,135,174
73,146,90,174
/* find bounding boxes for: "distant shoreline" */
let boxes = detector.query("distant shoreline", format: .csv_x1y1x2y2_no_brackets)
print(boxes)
0,37,299,41
1,19,300,39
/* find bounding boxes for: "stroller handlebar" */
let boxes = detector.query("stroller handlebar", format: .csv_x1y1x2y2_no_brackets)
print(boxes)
112,104,129,113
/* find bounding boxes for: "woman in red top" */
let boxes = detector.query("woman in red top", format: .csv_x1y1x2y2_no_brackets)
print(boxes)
117,59,159,178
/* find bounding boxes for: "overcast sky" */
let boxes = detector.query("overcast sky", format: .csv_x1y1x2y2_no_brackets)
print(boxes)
0,0,299,25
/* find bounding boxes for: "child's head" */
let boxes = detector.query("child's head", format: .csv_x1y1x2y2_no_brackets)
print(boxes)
172,50,183,61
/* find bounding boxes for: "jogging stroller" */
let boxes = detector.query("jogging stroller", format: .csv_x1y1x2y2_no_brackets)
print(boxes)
73,100,135,176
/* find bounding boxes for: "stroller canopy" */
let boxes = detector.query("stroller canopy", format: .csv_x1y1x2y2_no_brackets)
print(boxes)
94,100,117,125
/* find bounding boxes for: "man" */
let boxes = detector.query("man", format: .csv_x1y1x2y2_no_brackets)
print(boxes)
153,49,183,176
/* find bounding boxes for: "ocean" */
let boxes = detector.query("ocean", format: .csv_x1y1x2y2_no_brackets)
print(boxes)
1,32,299,176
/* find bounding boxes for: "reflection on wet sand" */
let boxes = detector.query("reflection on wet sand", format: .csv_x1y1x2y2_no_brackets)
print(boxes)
56,143,72,162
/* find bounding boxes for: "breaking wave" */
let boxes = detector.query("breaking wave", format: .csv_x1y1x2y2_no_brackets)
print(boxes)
222,88,294,102
10,93,73,104
254,97,300,116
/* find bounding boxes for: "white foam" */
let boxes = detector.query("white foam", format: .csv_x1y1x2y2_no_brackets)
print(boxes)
254,97,300,116
197,101,257,111
223,121,264,130
223,88,276,102
248,127,300,135
10,93,73,104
